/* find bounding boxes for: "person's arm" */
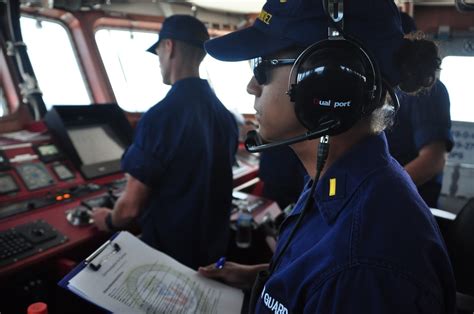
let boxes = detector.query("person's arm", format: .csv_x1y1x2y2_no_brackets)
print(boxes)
198,262,268,290
404,140,447,186
92,174,150,231
404,81,453,187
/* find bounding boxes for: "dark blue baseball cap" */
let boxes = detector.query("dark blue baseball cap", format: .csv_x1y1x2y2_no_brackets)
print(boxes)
147,15,209,54
205,0,404,85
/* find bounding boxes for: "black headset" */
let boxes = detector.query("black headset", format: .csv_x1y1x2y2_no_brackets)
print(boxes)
245,0,398,153
287,35,382,135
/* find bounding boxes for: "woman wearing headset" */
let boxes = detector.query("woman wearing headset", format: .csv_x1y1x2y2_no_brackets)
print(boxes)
199,0,456,313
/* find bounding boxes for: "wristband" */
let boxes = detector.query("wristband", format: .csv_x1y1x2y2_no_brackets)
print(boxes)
105,212,117,231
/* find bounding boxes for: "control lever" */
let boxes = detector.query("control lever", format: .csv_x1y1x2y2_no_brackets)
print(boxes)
66,203,93,227
108,188,118,201
80,201,94,212
103,189,118,208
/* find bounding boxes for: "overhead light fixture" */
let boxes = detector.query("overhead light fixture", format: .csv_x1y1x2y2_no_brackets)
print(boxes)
188,0,265,13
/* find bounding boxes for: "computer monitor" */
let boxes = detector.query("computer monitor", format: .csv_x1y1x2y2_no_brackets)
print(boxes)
68,124,125,165
44,104,133,179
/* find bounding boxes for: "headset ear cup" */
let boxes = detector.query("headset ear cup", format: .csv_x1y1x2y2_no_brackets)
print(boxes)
293,67,366,134
293,77,326,131
290,39,380,135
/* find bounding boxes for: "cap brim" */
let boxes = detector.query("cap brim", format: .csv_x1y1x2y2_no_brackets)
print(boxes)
146,40,159,55
205,26,293,61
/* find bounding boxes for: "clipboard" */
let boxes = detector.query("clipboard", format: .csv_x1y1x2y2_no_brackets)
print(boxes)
57,231,243,314
58,231,121,289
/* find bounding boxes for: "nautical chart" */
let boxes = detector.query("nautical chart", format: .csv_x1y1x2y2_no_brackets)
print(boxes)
65,232,242,314
107,263,213,313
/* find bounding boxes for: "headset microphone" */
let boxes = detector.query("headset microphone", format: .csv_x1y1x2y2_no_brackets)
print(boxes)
244,118,341,153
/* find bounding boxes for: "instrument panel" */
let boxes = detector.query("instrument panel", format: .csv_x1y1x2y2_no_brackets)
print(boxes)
52,163,75,181
34,143,63,163
16,163,55,191
0,150,9,170
0,173,19,195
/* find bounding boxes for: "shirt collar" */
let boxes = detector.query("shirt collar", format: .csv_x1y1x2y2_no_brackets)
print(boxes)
290,133,392,224
172,77,206,88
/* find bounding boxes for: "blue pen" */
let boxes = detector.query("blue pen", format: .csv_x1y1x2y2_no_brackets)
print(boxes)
215,257,226,269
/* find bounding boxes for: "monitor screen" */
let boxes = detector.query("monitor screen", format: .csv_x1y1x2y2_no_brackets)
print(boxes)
52,163,75,180
67,124,125,165
38,144,59,156
16,163,55,190
0,173,19,194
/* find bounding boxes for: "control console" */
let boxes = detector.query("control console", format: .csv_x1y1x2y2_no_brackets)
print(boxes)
0,220,67,267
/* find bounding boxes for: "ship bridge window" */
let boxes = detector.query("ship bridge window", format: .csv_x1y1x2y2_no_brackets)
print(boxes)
95,28,170,112
95,28,255,114
200,56,254,114
440,56,474,123
0,86,6,117
20,16,91,109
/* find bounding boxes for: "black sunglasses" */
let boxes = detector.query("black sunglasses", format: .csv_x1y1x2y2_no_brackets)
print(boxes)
250,57,296,85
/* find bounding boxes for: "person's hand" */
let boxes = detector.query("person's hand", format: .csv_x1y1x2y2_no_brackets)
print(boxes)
92,207,112,231
198,261,268,290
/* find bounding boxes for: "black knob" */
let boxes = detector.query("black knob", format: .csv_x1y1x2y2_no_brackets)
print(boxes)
31,228,45,237
73,207,91,222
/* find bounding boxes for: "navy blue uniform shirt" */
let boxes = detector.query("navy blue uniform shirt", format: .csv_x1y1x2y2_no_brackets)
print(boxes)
259,146,306,209
255,133,455,313
386,80,454,207
121,77,238,270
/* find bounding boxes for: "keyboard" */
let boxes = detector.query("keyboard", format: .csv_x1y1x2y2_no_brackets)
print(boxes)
0,229,34,261
0,220,68,267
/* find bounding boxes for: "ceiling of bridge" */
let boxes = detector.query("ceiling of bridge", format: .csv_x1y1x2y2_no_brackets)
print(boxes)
188,0,265,13
21,0,469,15
19,0,265,14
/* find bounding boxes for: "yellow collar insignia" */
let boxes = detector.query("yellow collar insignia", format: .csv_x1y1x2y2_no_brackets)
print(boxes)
329,178,337,197
258,10,272,24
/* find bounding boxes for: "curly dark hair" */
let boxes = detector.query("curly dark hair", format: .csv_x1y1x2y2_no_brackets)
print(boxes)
395,37,441,93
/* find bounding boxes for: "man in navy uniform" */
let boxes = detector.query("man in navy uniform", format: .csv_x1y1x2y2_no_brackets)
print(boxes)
386,12,454,208
198,0,456,312
93,15,239,270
